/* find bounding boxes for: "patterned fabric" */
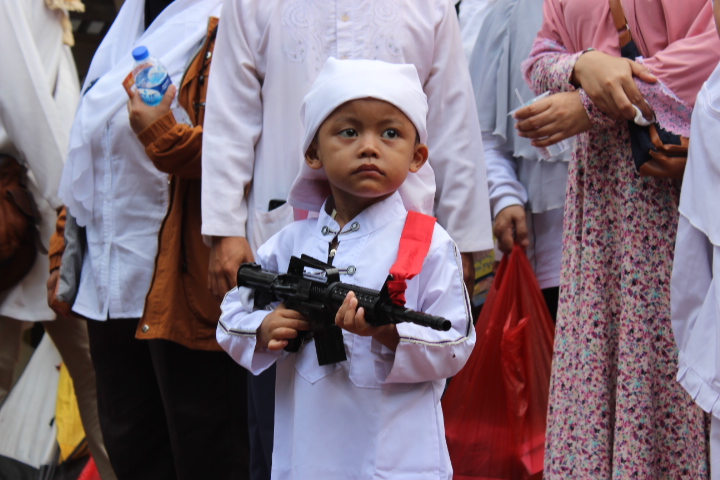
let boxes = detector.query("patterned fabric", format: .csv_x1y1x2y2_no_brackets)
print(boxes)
525,44,710,479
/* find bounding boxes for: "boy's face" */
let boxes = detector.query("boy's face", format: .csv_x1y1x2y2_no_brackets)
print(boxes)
305,98,428,212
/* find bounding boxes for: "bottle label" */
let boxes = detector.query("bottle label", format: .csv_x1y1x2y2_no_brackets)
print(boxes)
134,64,172,106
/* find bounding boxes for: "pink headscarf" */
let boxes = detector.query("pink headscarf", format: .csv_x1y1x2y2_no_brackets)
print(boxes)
538,0,720,106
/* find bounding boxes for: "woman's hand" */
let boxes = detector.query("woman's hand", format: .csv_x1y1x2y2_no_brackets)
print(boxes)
572,50,656,121
126,84,176,134
514,91,591,147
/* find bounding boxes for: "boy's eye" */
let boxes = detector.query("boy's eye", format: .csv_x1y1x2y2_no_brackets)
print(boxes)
381,129,399,139
338,128,358,138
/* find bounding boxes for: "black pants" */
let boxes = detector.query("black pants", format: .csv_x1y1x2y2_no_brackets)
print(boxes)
87,319,249,480
541,286,559,323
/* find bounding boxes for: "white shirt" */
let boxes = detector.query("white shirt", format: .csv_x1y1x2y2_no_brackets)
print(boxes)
71,108,169,320
201,0,492,254
217,192,475,480
671,64,720,419
0,0,79,321
472,0,568,289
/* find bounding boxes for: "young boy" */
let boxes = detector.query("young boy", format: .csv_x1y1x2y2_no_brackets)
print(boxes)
671,1,720,477
217,58,475,480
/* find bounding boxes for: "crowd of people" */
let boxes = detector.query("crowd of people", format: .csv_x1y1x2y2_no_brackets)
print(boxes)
2,0,720,479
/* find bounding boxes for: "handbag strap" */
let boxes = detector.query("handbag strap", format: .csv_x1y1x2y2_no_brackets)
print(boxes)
609,0,633,47
387,211,436,306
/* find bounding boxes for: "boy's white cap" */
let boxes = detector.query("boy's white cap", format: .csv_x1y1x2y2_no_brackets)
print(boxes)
288,57,428,212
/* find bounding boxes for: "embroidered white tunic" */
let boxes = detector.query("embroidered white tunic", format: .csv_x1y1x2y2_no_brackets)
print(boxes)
217,193,475,480
201,0,492,254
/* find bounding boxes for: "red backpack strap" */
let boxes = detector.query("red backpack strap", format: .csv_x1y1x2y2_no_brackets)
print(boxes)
387,211,436,306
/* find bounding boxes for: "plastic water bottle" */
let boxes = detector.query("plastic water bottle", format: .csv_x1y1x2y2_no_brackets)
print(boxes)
131,46,172,106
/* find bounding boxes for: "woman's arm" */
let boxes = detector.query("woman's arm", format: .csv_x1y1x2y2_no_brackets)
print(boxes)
128,86,204,179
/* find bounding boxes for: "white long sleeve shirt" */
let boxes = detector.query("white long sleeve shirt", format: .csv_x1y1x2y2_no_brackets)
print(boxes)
201,0,492,253
0,0,79,321
217,192,475,480
471,0,568,289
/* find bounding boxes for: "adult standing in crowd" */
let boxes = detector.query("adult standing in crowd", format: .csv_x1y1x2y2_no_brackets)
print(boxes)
201,1,493,478
515,0,720,477
0,0,115,478
470,0,568,319
55,0,249,478
671,1,720,477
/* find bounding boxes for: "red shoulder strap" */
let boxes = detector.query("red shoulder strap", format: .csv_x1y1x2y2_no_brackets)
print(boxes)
387,211,436,306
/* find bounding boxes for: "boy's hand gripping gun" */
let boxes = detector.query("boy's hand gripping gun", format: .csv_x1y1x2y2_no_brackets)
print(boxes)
236,254,451,366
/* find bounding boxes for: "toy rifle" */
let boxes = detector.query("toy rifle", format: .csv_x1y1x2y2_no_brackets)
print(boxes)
237,254,451,366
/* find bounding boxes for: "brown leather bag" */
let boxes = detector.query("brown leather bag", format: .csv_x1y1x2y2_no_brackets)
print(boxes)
0,154,44,292
609,0,688,179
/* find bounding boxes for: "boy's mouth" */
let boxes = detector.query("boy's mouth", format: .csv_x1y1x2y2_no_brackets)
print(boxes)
355,164,382,174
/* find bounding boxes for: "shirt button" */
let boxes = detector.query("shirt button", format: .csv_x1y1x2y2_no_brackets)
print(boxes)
142,325,149,333
350,222,360,231
341,14,349,22
346,265,356,275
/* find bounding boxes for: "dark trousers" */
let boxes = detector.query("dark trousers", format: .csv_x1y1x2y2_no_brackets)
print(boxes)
541,286,559,323
247,364,275,480
87,319,249,480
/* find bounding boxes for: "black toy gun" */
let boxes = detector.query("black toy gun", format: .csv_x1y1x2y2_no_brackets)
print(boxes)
236,254,451,366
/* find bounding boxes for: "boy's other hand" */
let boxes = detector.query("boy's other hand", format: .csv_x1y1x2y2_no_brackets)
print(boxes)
127,84,176,135
257,303,310,351
209,236,254,299
336,291,399,351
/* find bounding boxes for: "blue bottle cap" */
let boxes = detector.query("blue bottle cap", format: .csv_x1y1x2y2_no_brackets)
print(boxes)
132,46,149,61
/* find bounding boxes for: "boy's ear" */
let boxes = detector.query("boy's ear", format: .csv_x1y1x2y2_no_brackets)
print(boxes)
409,143,429,173
305,141,323,170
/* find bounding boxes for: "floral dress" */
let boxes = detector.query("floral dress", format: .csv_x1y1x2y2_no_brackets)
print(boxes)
523,37,709,479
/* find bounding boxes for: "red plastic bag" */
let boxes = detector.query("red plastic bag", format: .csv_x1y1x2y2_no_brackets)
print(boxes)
443,244,554,480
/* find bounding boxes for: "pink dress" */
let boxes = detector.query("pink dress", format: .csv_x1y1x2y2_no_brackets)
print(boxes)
522,0,720,478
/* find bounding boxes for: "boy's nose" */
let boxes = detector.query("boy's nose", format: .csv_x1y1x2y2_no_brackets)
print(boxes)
358,135,380,158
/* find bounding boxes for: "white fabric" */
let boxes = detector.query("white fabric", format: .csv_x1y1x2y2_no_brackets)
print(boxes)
59,0,223,227
678,64,720,247
0,0,79,321
671,66,720,420
0,335,61,468
289,58,428,213
201,0,493,253
217,192,475,480
712,415,720,480
458,0,492,60
64,0,222,320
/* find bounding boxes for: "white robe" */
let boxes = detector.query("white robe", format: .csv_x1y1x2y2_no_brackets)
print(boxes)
0,0,79,321
201,0,493,254
671,62,720,479
217,192,475,480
